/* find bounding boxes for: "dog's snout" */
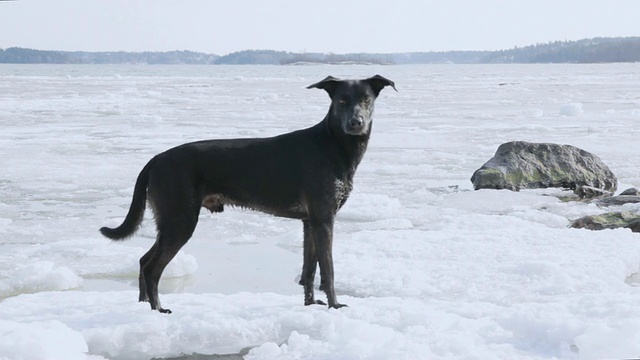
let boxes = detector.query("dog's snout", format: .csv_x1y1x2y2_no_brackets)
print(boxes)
343,115,368,135
350,117,364,128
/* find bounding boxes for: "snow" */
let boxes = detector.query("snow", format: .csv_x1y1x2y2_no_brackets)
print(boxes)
1,63,640,359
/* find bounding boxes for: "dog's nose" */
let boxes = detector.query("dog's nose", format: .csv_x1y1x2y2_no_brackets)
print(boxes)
350,117,364,128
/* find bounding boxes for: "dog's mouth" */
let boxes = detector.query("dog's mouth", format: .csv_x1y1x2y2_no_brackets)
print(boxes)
344,125,367,136
343,117,369,136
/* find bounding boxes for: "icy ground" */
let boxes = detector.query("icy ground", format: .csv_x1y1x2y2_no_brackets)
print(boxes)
1,64,640,359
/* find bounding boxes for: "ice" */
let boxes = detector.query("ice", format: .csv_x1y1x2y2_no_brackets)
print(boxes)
574,322,640,359
0,319,95,360
0,238,197,298
1,64,640,359
560,102,584,116
0,261,83,297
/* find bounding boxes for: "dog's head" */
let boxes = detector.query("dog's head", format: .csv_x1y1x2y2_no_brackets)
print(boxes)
308,75,396,136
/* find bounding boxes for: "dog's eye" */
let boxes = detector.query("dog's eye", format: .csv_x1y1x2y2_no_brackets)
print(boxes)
338,98,348,106
363,96,371,104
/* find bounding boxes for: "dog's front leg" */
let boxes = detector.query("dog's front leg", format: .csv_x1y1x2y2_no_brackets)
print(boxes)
308,217,346,309
300,220,326,306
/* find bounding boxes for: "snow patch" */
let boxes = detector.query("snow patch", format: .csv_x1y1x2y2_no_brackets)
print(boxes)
338,194,402,222
520,108,545,117
0,217,11,233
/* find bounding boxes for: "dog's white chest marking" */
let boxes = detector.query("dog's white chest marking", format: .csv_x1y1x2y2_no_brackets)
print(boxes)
334,178,353,211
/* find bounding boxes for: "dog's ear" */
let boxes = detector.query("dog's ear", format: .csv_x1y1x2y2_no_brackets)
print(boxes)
364,75,396,96
307,76,342,97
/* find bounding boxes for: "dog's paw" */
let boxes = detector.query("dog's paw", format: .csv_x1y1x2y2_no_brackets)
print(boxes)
158,307,172,314
329,302,348,309
304,299,327,306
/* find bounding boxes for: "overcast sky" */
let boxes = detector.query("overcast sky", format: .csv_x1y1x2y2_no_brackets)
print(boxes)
1,0,639,55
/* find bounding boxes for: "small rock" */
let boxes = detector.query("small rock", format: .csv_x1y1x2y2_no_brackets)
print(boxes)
620,187,639,196
574,185,612,199
628,219,640,233
595,195,640,207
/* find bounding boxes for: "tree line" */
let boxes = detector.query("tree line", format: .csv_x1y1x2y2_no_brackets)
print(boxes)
1,37,639,65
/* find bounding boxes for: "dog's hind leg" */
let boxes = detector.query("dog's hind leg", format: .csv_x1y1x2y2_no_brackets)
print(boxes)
138,241,159,302
299,220,326,306
143,231,192,313
142,206,199,313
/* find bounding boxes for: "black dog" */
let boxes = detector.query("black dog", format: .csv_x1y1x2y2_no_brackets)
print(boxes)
100,75,396,313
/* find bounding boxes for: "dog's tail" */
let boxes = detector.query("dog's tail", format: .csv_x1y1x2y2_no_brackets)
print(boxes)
99,160,153,241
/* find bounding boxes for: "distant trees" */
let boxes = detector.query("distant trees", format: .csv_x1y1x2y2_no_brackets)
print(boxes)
391,51,490,64
281,52,392,65
0,47,72,63
481,37,640,63
1,37,639,65
0,48,219,64
214,50,291,65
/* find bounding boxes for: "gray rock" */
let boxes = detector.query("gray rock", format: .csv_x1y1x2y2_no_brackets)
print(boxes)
628,219,640,233
471,141,617,192
595,195,640,207
620,187,639,196
574,185,612,199
571,211,640,232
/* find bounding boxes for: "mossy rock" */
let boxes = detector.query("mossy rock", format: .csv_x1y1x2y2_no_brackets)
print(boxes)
571,211,640,232
471,141,617,192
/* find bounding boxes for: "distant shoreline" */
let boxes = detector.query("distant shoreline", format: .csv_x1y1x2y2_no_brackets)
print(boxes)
1,37,639,65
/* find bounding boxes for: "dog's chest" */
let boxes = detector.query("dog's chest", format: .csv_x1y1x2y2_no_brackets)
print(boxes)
334,178,353,211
